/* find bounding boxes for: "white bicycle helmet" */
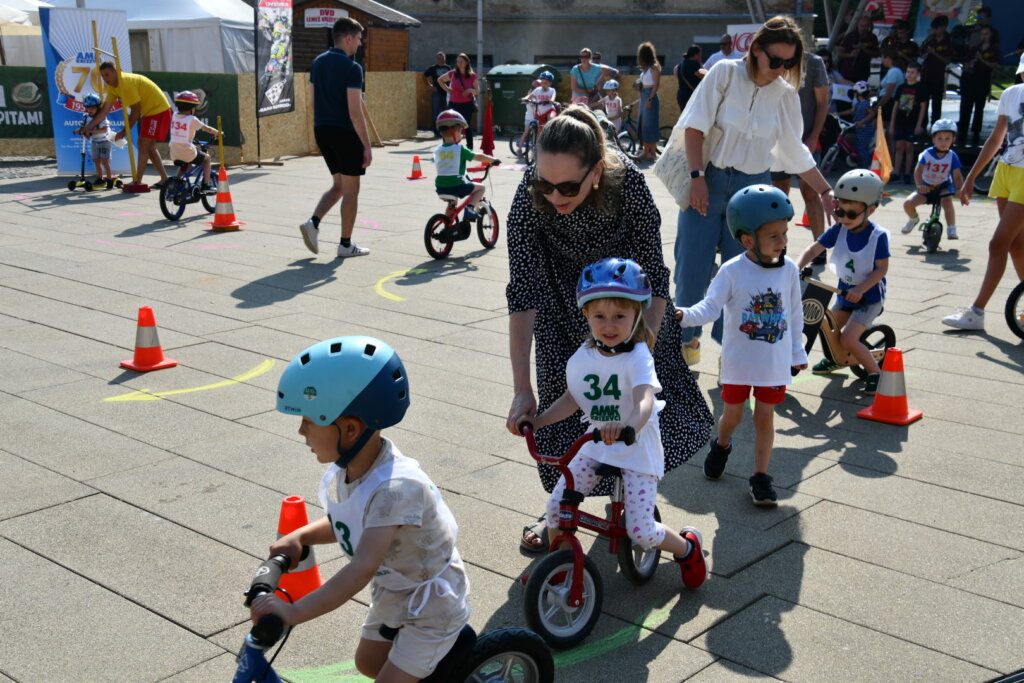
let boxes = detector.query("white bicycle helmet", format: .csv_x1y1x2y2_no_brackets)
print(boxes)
930,118,957,136
603,79,619,90
852,80,870,94
834,169,884,206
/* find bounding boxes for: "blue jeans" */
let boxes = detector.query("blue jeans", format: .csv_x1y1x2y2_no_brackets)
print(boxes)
674,164,770,344
431,91,447,134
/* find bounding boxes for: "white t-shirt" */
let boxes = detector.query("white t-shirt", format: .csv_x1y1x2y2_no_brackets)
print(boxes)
678,59,816,176
529,86,557,114
565,343,665,478
602,95,623,121
169,113,204,162
678,254,807,386
996,83,1024,168
917,146,962,188
703,48,741,70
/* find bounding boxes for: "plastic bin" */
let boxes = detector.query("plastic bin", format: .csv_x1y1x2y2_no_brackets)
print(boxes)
487,64,561,128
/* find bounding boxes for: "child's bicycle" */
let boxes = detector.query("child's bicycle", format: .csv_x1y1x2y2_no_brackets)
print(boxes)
917,188,955,254
819,117,862,174
519,423,666,649
237,548,555,682
1006,281,1024,342
158,139,218,221
424,161,500,259
509,100,561,164
798,266,896,377
612,103,672,158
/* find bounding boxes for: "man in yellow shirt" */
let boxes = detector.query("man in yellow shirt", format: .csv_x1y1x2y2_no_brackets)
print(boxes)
83,61,171,188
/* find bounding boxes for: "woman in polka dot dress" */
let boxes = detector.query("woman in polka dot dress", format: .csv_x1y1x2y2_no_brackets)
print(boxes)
504,105,713,551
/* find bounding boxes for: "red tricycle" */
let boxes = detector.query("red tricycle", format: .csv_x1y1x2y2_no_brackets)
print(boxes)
519,423,662,648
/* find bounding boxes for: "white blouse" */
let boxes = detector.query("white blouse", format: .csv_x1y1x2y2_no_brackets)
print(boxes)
678,59,815,176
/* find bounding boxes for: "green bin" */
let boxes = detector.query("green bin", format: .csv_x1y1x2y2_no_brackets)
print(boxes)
486,64,561,128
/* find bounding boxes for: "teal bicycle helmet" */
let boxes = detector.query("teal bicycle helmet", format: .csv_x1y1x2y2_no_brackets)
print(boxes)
276,336,410,467
726,184,794,266
82,92,101,107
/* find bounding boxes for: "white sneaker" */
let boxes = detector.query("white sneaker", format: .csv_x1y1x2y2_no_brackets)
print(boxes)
947,224,958,239
901,217,919,234
337,242,370,258
942,307,984,331
299,219,319,254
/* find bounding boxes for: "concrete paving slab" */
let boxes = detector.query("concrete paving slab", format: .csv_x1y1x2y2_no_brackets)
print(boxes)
0,494,260,636
0,346,92,394
0,538,222,682
695,595,995,681
161,653,238,682
947,554,1024,609
734,544,1024,673
0,449,95,520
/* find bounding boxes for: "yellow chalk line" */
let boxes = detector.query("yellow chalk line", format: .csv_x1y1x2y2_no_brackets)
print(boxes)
373,268,427,302
104,359,276,402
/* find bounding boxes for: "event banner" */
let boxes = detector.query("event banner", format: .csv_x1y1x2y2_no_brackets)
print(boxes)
138,71,241,148
256,0,294,117
39,7,132,175
0,66,51,138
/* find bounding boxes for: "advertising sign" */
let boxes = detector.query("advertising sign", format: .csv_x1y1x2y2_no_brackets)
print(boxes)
726,24,763,57
39,7,132,175
0,66,51,138
305,7,347,28
256,0,294,117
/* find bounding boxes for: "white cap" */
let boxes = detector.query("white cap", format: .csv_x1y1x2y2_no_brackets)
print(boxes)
1018,52,1024,75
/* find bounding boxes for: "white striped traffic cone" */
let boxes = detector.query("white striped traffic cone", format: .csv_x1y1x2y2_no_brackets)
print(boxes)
120,306,177,372
205,166,245,231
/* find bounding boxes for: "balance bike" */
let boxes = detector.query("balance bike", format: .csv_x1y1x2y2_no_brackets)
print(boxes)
519,423,662,649
918,190,955,254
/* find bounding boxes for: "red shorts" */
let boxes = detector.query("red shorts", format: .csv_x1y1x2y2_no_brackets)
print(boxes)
721,384,787,405
140,109,171,141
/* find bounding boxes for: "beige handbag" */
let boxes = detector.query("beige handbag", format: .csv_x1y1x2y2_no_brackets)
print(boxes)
654,63,734,210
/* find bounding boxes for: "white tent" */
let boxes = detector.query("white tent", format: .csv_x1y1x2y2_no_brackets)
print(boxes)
0,0,47,64
0,0,256,73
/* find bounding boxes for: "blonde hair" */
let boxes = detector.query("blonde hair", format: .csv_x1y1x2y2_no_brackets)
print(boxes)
530,104,625,214
744,15,804,89
583,297,656,350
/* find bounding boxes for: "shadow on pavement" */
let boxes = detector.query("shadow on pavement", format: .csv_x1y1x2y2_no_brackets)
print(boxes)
904,244,972,271
231,258,343,308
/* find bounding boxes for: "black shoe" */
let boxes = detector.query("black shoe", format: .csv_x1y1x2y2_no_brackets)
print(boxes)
749,473,778,507
703,440,731,480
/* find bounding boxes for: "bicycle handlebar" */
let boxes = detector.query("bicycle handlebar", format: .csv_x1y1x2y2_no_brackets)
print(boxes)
520,422,636,468
800,266,844,295
243,548,308,647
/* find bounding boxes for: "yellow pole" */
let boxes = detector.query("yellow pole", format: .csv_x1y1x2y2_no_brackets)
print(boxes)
217,115,224,167
110,36,138,182
90,21,102,94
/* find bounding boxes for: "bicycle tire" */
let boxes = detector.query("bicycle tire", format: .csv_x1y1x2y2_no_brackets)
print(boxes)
617,505,661,585
922,220,942,253
424,214,454,259
476,200,500,249
447,627,555,683
851,324,896,379
200,175,218,213
159,178,186,221
820,146,838,175
972,157,998,194
525,125,539,165
509,134,524,158
1005,281,1024,342
523,549,603,649
615,130,636,156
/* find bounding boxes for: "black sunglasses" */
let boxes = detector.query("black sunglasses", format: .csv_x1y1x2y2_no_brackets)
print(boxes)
833,207,864,219
760,43,800,70
532,164,595,197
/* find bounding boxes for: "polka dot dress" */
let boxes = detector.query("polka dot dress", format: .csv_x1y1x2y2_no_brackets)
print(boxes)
506,155,714,495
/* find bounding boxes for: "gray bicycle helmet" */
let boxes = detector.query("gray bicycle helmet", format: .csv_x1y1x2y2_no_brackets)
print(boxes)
834,169,883,206
930,118,957,136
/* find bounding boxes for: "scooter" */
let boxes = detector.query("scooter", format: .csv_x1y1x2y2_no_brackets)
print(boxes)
67,120,94,192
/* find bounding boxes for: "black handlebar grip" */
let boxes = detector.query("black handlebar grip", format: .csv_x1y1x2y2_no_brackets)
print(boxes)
250,613,285,647
244,554,291,607
590,426,636,445
800,266,814,281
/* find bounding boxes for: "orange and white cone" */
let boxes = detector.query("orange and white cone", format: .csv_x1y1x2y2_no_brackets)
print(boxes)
796,213,811,227
120,306,177,372
205,166,245,231
276,496,323,601
857,347,923,425
407,155,426,180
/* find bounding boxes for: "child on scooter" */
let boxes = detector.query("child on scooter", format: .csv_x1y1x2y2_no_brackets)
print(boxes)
797,170,890,394
517,257,708,589
169,90,220,193
433,109,497,222
901,118,964,239
249,336,471,682
679,186,808,506
76,92,114,186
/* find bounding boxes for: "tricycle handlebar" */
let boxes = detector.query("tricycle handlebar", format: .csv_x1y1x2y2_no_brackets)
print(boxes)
520,422,635,468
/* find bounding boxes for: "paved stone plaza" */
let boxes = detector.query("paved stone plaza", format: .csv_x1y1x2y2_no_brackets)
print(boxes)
1,138,1022,682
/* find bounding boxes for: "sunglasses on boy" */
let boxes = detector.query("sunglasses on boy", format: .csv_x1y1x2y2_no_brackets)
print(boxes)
832,206,865,219
532,164,596,197
759,42,800,70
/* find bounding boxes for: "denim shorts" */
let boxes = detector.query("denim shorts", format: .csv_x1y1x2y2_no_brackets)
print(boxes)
833,300,884,327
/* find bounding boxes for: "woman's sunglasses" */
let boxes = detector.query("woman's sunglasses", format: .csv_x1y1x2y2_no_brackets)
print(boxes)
833,207,864,219
532,165,595,197
760,44,800,70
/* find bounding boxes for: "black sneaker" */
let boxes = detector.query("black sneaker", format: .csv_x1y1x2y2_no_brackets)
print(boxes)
749,473,778,507
703,440,731,480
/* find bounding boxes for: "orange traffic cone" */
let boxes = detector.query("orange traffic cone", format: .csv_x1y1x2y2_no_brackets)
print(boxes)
857,348,923,426
407,155,426,180
205,166,245,231
796,213,811,227
120,306,177,372
276,496,323,601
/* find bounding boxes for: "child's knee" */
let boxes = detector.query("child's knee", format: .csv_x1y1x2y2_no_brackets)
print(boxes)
751,405,775,431
627,519,664,550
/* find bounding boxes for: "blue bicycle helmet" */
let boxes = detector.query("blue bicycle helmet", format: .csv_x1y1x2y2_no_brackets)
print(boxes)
726,184,794,241
82,92,101,107
577,257,652,309
538,70,555,82
276,336,410,467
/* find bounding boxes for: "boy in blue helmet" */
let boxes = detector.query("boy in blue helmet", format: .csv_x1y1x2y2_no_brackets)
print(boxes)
250,336,470,682
677,186,808,506
518,70,558,150
75,92,114,187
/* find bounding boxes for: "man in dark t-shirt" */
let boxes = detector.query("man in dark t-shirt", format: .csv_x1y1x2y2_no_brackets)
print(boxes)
838,15,880,82
298,17,373,259
920,15,954,125
423,52,452,136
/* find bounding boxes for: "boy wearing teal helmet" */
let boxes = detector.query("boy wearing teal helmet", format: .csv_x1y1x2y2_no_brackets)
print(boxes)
678,185,808,506
251,336,470,682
